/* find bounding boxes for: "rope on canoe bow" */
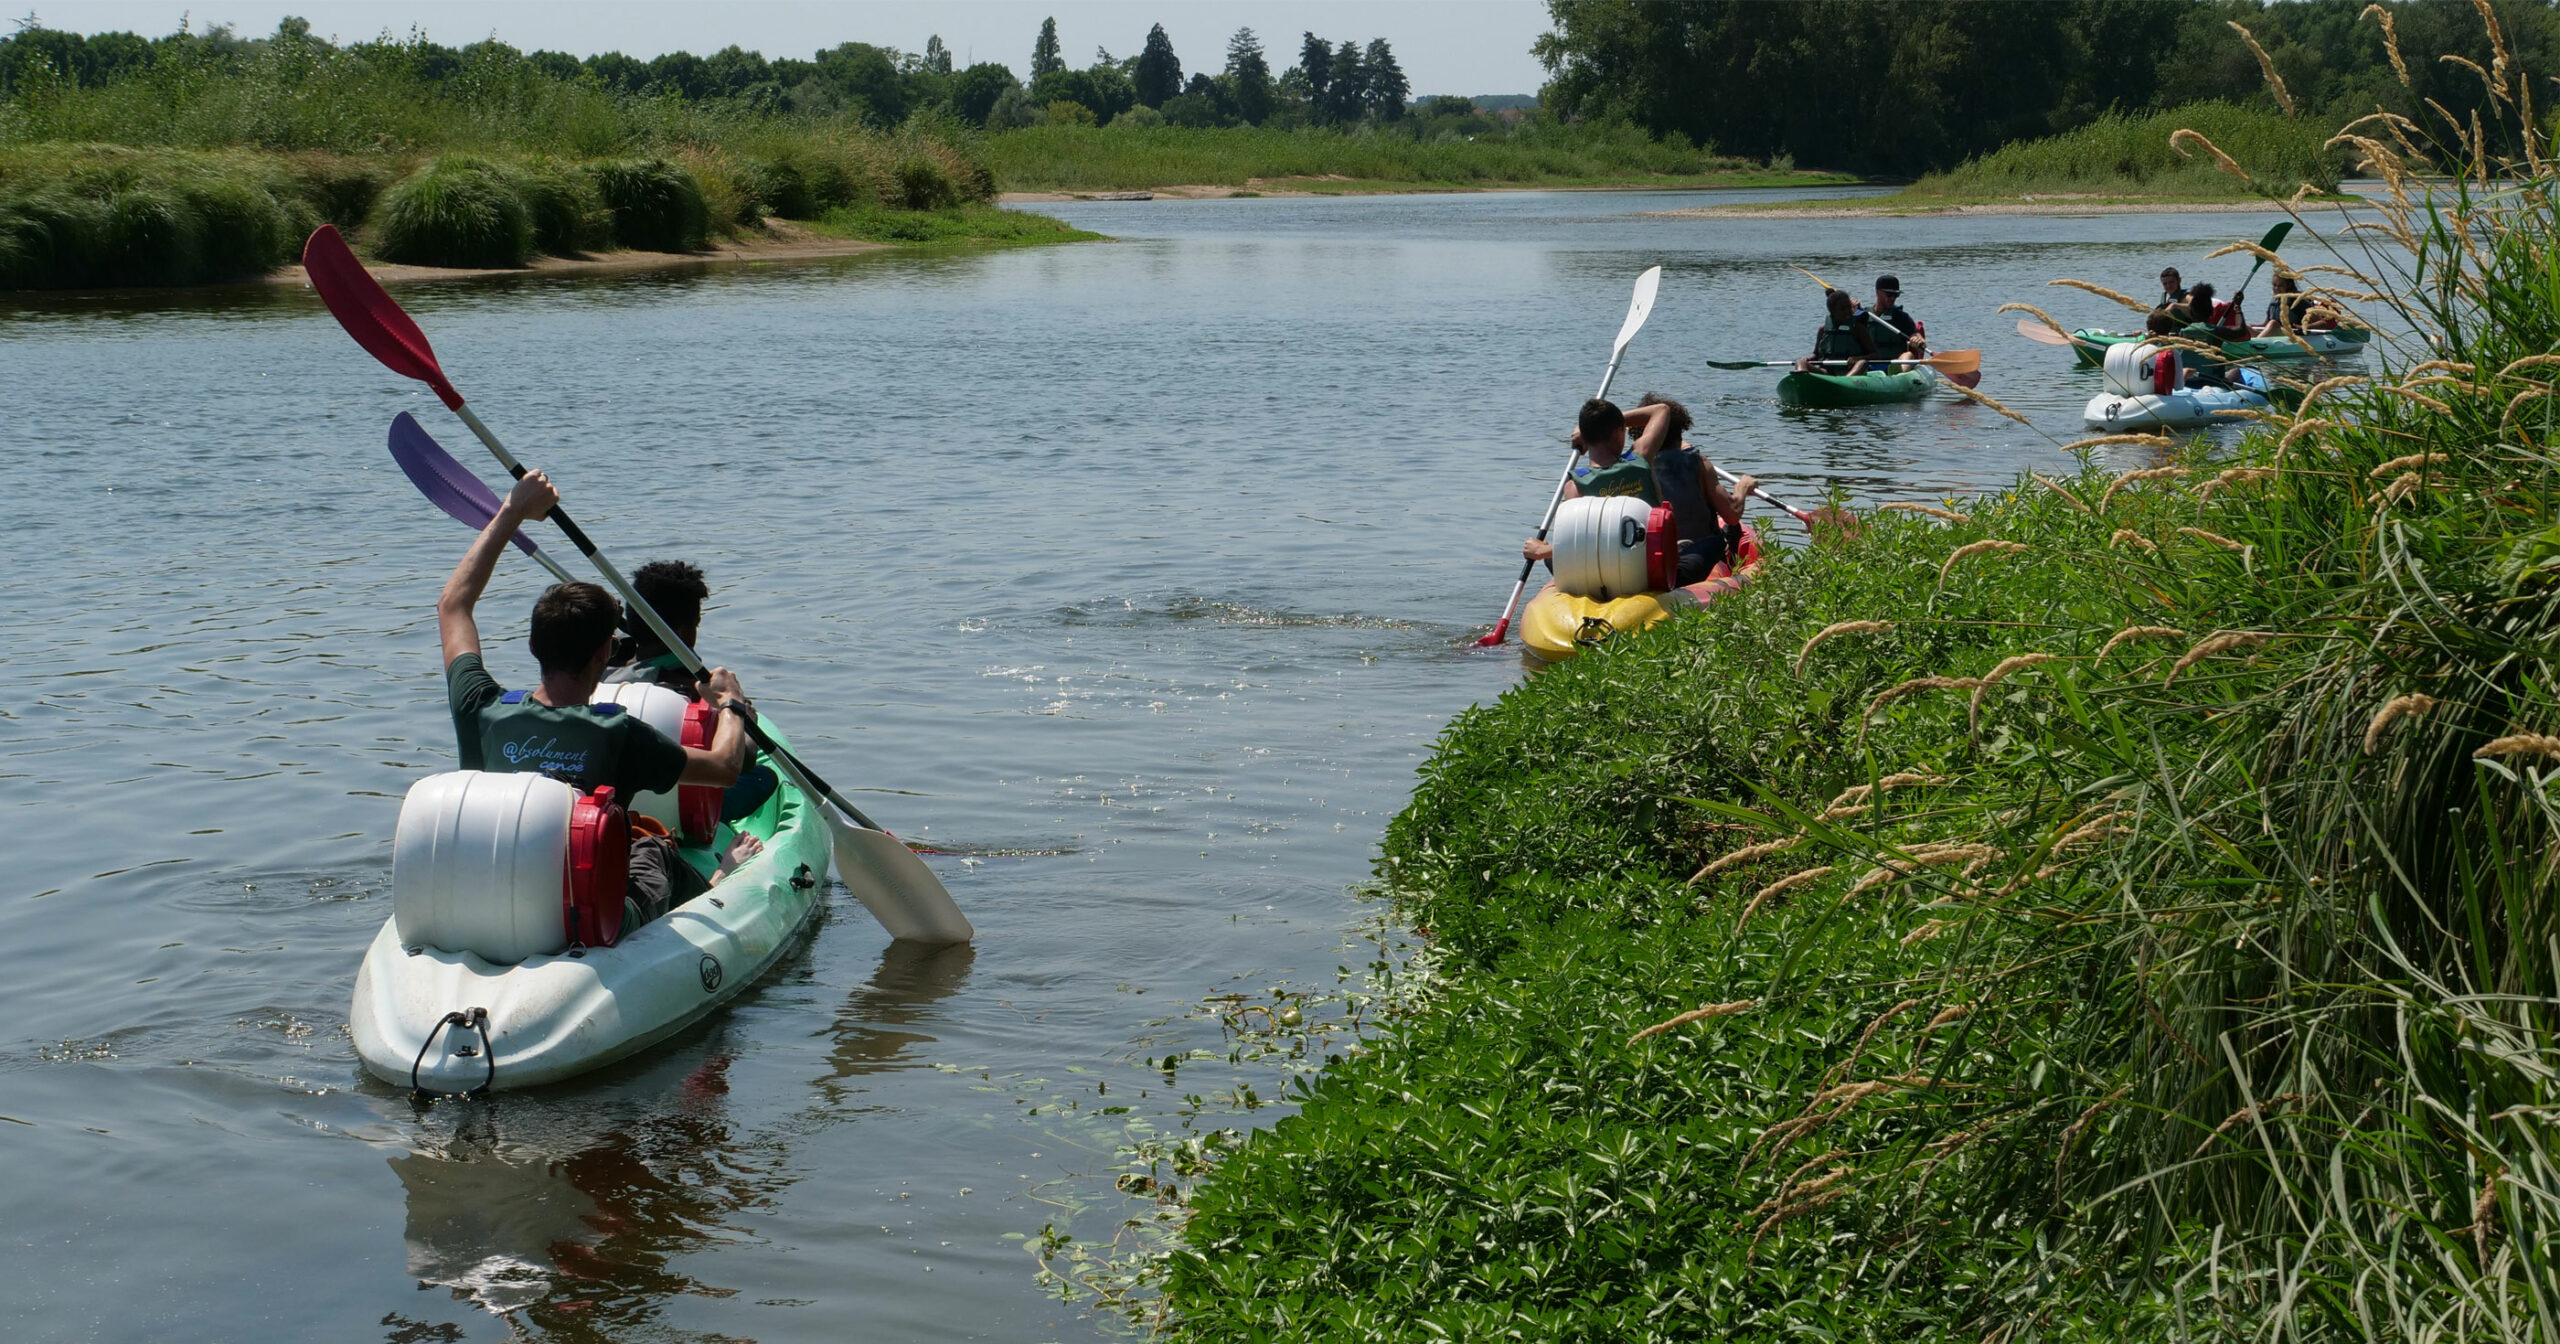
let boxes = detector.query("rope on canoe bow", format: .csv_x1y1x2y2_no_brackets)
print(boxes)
410,1006,496,1098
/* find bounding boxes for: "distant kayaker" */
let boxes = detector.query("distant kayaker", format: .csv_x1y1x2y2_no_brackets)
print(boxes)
1630,393,1754,581
606,558,782,823
2254,274,2324,336
2158,268,2188,307
1862,275,1926,359
1517,398,1657,568
1797,288,1880,375
439,471,764,932
2165,282,2247,343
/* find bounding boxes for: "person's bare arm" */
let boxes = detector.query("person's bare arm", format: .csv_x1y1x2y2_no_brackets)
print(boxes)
1623,403,1673,461
438,471,556,666
677,667,751,787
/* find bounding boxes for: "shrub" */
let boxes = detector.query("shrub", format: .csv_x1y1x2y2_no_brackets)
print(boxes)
283,152,391,228
371,155,534,268
0,145,310,287
514,155,608,255
738,157,812,218
1044,100,1097,127
583,156,708,252
892,154,957,211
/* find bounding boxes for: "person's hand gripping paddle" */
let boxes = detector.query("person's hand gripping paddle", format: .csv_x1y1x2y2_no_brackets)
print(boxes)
1476,265,1662,648
307,225,970,945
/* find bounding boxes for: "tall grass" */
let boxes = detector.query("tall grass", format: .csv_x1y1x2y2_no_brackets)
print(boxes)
1153,43,2560,1344
980,122,1785,192
1904,101,2345,199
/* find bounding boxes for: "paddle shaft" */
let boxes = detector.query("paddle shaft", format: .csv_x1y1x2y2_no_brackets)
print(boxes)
1714,465,1815,525
1483,345,1633,643
446,402,893,835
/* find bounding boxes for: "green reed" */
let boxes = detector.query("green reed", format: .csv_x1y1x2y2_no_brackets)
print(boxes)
1903,102,2344,200
1150,37,2560,1344
977,121,1805,193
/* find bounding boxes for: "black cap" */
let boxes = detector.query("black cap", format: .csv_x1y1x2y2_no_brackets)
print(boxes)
1875,274,1900,293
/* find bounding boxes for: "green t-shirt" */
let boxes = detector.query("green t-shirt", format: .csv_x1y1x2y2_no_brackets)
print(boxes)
1571,455,1659,504
446,652,688,797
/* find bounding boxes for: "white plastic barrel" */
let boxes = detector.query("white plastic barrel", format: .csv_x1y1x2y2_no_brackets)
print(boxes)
392,771,573,964
591,681,688,832
1550,495,1655,599
2103,340,2177,397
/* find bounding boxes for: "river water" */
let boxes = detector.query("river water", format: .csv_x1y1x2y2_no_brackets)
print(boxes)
2,186,2359,1341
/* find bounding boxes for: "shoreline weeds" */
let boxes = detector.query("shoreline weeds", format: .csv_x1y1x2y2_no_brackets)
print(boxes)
259,220,897,288
996,170,1865,204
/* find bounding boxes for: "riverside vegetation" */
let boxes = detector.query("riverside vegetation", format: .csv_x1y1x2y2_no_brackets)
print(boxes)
1146,35,2560,1344
0,22,1075,290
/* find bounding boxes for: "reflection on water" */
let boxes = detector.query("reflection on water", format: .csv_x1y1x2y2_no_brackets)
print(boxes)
395,938,975,1337
0,187,2384,1341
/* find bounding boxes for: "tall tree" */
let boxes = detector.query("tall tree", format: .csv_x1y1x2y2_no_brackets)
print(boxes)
922,34,952,76
1362,38,1406,120
1133,22,1181,107
1325,39,1366,125
1031,16,1063,78
1225,26,1274,125
1298,31,1332,117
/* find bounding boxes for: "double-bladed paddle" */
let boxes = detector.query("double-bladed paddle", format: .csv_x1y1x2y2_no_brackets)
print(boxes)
307,225,971,945
1708,348,1983,379
1475,265,1663,649
2227,221,2293,314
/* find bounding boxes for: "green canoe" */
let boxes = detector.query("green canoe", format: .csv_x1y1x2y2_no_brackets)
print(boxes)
2069,326,2368,368
1777,365,1937,407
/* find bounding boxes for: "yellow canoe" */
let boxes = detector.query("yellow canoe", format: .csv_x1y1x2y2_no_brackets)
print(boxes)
1521,525,1764,664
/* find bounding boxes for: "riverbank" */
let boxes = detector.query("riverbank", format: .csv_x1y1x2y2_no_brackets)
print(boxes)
1001,169,1854,204
1154,170,2560,1339
1653,193,2367,219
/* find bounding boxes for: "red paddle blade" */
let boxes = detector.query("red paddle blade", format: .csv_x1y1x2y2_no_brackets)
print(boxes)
301,225,464,410
1952,370,1982,389
1475,619,1510,647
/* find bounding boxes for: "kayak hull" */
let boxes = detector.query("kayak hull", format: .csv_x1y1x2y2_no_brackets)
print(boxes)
2070,326,2367,367
1777,366,1935,406
2082,375,2271,431
1522,525,1763,663
352,720,833,1093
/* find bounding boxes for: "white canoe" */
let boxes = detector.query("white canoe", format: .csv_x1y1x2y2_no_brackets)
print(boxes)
351,722,832,1094
2083,367,2272,430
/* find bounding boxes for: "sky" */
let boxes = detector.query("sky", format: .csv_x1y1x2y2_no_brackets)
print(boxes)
24,1,1559,96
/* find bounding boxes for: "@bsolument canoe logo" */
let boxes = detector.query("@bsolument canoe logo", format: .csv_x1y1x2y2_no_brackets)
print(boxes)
699,953,723,993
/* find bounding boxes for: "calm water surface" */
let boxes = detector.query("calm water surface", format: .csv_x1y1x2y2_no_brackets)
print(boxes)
1,187,2372,1341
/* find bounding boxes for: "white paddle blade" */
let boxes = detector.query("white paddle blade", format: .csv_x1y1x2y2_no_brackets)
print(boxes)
1612,265,1663,357
828,813,975,944
2015,319,2073,346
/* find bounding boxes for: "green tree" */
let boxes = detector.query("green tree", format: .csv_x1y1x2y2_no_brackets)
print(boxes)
1224,26,1274,125
947,60,1017,125
1297,31,1332,119
922,34,951,76
1133,22,1180,107
1324,39,1365,125
1031,16,1063,78
1362,37,1405,120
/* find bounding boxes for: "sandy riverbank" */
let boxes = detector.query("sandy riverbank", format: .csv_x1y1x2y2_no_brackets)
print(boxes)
998,171,1863,205
262,219,891,288
1650,193,2371,219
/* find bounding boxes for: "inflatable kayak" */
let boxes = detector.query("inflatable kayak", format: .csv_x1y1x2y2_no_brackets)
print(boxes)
2082,341,2271,430
1778,365,1935,406
1522,523,1764,663
352,691,832,1094
2070,326,2366,367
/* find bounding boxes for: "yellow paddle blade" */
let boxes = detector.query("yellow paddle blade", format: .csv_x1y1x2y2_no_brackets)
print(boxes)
1923,348,1982,375
1790,264,1835,291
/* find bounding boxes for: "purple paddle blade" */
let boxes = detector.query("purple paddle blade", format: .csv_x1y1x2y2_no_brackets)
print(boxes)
388,412,540,556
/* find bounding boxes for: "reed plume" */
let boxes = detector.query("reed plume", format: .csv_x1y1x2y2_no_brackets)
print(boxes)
1794,620,1893,678
2228,22,2296,115
2167,630,2273,683
2098,625,2185,661
2363,693,2439,754
1879,502,1970,524
2049,278,2151,313
1627,999,1757,1044
1939,539,2027,585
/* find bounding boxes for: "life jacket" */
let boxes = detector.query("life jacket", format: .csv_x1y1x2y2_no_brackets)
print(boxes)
1813,319,1868,361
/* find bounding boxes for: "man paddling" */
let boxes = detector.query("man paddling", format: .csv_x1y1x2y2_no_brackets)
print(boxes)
1796,288,1882,374
440,471,762,931
1520,395,1753,583
1862,275,1926,360
606,558,781,822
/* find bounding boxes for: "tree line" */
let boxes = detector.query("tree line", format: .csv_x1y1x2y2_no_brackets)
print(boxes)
1535,0,2560,176
0,14,1421,134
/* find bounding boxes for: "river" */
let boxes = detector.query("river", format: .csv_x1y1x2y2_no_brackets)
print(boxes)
1,186,2355,1341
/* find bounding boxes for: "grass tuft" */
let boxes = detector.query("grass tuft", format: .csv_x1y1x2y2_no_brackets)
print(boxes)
371,155,534,268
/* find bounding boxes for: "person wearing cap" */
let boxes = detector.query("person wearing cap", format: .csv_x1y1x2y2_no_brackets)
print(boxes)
1862,275,1925,360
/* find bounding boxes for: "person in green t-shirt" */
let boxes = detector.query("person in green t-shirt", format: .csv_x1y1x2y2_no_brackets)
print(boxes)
1518,398,1657,568
438,470,761,929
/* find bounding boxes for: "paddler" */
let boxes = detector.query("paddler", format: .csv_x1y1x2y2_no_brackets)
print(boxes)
1862,275,1926,359
2157,267,2188,307
606,558,782,823
439,471,764,932
1796,288,1881,375
1517,398,1654,568
2253,273,2325,336
2162,282,2247,344
1629,393,1754,582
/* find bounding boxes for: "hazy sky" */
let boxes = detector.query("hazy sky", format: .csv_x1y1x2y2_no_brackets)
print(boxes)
29,1,1559,95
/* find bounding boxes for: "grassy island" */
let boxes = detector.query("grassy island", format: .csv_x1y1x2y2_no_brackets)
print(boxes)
0,24,1088,290
1153,136,2560,1344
